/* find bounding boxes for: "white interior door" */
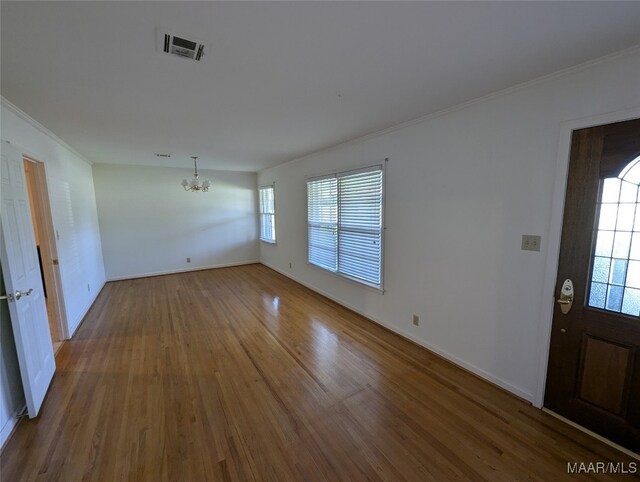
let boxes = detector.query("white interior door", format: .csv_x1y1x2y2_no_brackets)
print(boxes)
0,140,55,418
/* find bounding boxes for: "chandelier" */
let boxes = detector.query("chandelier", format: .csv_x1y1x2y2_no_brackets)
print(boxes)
181,156,211,192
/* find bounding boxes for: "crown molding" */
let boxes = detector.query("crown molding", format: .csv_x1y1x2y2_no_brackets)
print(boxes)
2,42,639,173
264,44,640,173
1,96,94,165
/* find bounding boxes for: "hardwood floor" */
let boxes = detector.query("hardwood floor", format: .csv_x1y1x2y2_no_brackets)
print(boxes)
1,264,636,481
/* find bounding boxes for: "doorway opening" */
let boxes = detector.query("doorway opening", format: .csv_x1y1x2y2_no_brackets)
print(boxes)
22,158,68,353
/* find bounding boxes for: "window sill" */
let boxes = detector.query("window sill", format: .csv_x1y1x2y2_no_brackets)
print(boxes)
260,239,277,245
307,262,385,294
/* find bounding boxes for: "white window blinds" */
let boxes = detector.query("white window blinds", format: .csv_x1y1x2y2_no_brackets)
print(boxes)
259,185,276,243
307,165,383,288
307,177,338,271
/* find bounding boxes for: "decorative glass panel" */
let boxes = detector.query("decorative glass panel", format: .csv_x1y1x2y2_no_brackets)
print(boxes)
592,257,611,283
594,230,614,257
598,204,617,230
612,232,632,258
630,234,640,260
619,157,640,184
626,260,640,289
588,155,640,316
606,285,624,312
622,288,640,316
620,181,638,203
616,204,636,231
601,178,621,203
589,282,607,309
609,259,628,286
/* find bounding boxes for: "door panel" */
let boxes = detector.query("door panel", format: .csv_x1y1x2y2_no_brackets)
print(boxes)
545,118,640,452
0,140,55,418
577,335,631,415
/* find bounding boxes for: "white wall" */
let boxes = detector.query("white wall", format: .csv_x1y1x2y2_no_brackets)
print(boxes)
93,164,258,280
1,100,106,447
258,49,640,402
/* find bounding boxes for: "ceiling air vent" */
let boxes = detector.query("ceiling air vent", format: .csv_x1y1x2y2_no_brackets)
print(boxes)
157,29,209,62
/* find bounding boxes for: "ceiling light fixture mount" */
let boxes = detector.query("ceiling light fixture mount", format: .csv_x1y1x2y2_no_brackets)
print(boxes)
181,156,211,192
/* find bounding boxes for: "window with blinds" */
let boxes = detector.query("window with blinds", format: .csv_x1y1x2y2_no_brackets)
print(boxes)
307,165,383,289
259,185,276,243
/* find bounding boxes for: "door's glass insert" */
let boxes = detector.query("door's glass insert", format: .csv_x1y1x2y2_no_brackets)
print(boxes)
622,287,640,314
589,282,607,308
595,230,614,257
588,156,640,316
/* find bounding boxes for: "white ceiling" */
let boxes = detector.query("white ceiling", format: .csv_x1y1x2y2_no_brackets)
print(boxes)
2,1,640,172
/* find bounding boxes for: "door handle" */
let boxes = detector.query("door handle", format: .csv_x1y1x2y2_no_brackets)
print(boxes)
14,288,34,300
1,292,15,302
556,279,574,314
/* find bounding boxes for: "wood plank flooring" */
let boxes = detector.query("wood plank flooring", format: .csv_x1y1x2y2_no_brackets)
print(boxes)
1,264,637,481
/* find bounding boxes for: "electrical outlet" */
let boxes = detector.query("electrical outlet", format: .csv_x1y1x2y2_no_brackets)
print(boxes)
521,234,541,252
87,284,90,292
289,262,292,269
413,314,420,326
186,257,191,263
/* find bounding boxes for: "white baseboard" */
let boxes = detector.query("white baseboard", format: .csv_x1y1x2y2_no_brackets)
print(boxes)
68,280,107,337
107,260,260,282
0,403,25,451
261,261,534,403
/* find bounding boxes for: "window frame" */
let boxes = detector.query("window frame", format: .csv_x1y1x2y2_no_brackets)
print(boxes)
306,162,386,292
259,183,276,244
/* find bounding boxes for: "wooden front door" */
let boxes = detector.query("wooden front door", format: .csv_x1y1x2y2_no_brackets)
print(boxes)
545,118,640,452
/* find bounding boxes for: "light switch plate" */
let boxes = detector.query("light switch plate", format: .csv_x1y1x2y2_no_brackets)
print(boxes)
521,234,541,252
